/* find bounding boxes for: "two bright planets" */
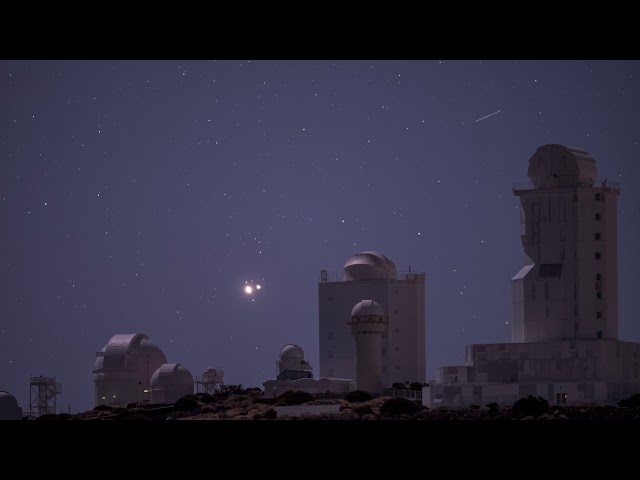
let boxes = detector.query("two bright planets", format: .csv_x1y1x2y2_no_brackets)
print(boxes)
243,282,262,299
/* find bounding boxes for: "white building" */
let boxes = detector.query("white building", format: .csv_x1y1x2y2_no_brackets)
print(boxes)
150,363,194,404
0,391,23,420
318,251,426,388
349,300,388,392
262,344,355,399
93,333,168,408
424,144,640,408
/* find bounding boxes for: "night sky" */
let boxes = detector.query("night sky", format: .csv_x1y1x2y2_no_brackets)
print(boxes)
1,60,639,413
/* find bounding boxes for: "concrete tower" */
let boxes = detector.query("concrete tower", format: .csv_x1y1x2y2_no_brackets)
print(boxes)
512,144,620,342
319,251,426,387
348,300,388,393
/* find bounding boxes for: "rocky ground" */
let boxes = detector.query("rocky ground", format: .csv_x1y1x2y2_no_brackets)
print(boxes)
34,390,640,421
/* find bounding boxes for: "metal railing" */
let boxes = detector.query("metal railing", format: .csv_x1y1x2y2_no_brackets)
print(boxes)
319,271,425,283
513,177,620,192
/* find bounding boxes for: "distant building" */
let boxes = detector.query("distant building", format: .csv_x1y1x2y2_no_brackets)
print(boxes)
92,333,168,407
262,344,355,399
424,144,640,407
318,251,426,389
150,363,194,404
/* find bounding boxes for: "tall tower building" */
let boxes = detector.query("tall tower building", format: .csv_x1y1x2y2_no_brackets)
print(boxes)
348,300,388,392
318,251,426,387
512,144,620,343
423,144,638,407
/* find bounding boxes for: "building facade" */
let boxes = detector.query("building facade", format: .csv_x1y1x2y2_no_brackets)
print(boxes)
424,144,639,407
318,251,426,388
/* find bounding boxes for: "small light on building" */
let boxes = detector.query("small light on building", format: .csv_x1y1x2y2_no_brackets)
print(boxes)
143,389,149,393
112,395,117,398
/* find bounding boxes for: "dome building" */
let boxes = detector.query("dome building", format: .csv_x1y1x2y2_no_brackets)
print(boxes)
424,144,640,407
0,391,22,420
150,363,194,404
319,250,426,388
262,344,355,399
276,344,313,380
93,333,168,408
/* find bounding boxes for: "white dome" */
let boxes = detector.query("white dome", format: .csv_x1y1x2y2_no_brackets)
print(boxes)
350,299,386,318
280,344,305,360
150,363,195,404
150,363,194,388
94,333,168,374
343,251,397,281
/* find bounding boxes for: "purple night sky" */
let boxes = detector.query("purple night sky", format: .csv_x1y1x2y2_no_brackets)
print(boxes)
1,60,638,413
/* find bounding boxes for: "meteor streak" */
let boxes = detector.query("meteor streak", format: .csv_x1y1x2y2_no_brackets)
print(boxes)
475,109,502,123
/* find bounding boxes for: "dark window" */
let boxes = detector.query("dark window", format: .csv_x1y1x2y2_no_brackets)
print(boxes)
595,213,601,220
596,292,602,299
327,296,333,301
328,350,334,359
595,252,601,260
328,331,334,340
595,193,601,201
596,273,601,280
394,289,399,294
597,312,602,319
597,331,603,339
594,232,601,240
540,264,563,278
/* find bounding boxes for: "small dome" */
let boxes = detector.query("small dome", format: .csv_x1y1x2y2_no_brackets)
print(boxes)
343,251,397,281
0,391,19,409
527,144,597,188
202,368,223,383
280,344,304,359
150,363,194,388
350,300,385,318
0,391,22,420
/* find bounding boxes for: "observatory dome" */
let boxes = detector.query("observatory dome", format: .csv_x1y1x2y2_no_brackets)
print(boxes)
150,363,194,404
93,333,168,374
0,391,22,420
527,144,597,188
280,344,305,360
150,363,194,388
343,251,397,281
350,299,386,318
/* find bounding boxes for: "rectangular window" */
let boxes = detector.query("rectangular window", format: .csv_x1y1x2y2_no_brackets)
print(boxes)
597,331,603,339
596,273,601,280
327,296,334,301
595,252,601,260
596,292,602,299
597,312,602,319
328,350,334,359
595,193,601,201
540,264,563,278
594,232,601,240
595,213,601,220
328,331,334,340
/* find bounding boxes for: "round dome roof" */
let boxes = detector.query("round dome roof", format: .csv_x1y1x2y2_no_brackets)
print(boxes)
136,338,166,355
343,251,397,281
527,144,598,187
0,391,19,410
150,363,194,388
350,299,385,318
280,344,305,359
